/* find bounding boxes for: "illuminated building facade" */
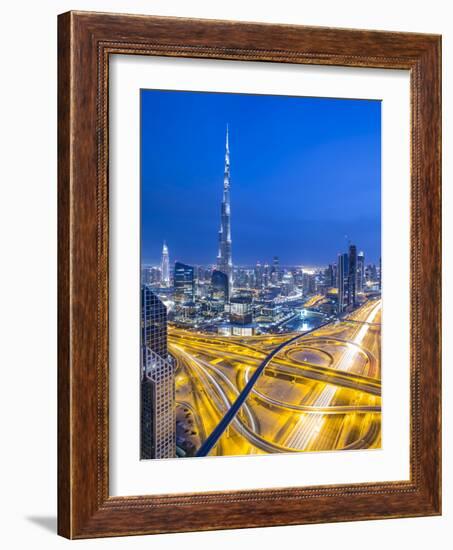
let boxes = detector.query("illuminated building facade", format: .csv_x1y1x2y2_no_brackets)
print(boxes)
161,241,170,287
217,125,233,289
348,244,357,307
254,261,263,288
337,252,348,313
271,256,280,283
230,295,253,325
174,262,195,304
379,256,382,290
303,272,316,295
325,264,336,288
357,251,365,292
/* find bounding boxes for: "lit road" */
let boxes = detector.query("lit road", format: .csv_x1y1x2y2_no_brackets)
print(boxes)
171,298,382,456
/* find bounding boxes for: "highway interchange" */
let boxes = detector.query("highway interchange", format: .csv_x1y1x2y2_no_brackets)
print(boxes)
172,299,382,457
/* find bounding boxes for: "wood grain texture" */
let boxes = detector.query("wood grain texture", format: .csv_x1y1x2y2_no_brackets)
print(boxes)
57,11,442,539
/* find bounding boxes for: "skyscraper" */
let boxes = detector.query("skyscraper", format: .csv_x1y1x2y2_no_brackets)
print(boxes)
303,272,316,295
366,263,378,284
337,252,348,313
348,244,358,307
357,251,365,292
379,256,382,290
230,295,253,325
281,271,295,295
211,269,229,302
254,261,263,289
263,263,270,288
174,262,195,303
161,241,170,287
271,256,280,284
142,286,168,359
141,286,175,459
325,264,336,288
217,125,233,289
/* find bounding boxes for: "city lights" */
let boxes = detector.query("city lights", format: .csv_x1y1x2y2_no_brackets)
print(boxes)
140,90,382,460
140,124,382,460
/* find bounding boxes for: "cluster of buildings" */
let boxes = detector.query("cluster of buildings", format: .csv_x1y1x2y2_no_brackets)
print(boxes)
335,245,381,313
142,242,380,337
140,126,381,459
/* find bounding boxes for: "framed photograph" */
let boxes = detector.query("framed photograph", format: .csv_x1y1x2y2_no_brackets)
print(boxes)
58,11,441,538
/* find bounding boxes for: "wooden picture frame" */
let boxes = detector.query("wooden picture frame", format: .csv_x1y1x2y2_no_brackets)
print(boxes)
58,10,441,539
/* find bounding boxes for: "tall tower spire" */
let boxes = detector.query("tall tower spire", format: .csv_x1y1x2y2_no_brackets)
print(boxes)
161,241,170,287
226,123,229,156
217,125,233,291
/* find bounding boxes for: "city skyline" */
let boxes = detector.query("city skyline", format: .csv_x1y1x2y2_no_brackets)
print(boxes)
141,90,381,266
140,90,382,460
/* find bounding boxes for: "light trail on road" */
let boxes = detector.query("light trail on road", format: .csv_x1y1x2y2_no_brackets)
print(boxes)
172,299,382,456
283,300,382,450
172,344,265,454
244,366,380,414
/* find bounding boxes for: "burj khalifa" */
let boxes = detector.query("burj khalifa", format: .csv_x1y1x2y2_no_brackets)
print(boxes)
217,125,233,290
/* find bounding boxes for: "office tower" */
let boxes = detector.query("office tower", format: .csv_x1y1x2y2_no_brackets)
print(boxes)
348,244,358,307
365,263,378,285
150,266,161,284
141,286,175,459
293,269,304,287
230,295,253,325
197,265,211,283
337,252,349,313
325,264,335,288
211,269,229,302
356,251,365,292
281,271,295,295
303,272,316,295
263,263,270,287
161,241,170,287
217,125,233,289
379,256,382,290
141,266,151,285
141,266,161,286
245,270,253,288
174,262,195,304
234,268,248,288
271,256,280,283
141,287,167,359
254,261,263,288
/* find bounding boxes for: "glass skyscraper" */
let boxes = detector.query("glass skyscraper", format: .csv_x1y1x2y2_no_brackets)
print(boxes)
357,251,365,292
141,286,175,460
174,262,195,304
211,269,229,302
230,295,253,325
348,244,358,307
337,252,349,313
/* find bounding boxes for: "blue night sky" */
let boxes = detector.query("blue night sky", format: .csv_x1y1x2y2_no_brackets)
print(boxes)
141,89,381,267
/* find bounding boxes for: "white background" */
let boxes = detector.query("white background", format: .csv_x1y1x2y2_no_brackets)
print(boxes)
0,0,450,548
110,56,410,495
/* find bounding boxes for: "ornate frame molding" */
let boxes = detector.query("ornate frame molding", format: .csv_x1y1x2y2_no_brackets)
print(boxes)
58,11,441,538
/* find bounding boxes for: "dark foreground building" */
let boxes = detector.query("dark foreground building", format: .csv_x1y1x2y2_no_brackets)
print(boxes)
141,286,175,459
211,269,229,303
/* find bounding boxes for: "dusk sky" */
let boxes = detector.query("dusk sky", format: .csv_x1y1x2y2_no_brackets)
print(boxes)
141,89,381,267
